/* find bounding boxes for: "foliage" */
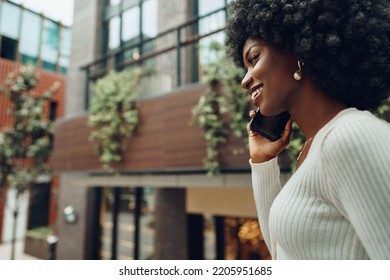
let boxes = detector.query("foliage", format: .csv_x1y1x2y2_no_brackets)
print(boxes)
25,226,53,240
88,68,144,170
375,97,390,121
0,66,58,194
192,41,246,175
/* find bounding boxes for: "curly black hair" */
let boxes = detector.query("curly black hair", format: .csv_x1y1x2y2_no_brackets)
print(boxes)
225,0,390,110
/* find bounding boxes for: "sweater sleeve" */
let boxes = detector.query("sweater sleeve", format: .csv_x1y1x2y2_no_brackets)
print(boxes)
323,117,390,259
250,157,282,258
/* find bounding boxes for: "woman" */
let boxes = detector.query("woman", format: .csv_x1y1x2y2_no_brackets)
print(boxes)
226,0,390,259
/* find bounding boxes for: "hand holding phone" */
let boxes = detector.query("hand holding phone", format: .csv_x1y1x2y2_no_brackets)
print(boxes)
249,109,291,142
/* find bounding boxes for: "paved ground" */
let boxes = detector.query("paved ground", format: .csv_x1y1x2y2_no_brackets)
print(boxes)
0,239,39,260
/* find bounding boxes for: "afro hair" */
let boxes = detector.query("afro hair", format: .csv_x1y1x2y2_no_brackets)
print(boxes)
225,0,390,110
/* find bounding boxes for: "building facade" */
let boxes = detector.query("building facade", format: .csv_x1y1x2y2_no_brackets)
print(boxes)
53,0,279,260
0,0,68,243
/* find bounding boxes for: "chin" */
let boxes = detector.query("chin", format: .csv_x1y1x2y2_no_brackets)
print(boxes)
259,106,284,117
258,106,274,117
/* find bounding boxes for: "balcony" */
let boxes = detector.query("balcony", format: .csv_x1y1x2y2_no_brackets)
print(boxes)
52,7,250,175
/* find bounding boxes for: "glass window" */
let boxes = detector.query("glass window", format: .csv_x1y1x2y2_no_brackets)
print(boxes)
1,37,18,60
204,215,216,260
117,188,135,260
19,10,42,66
41,19,59,71
140,188,155,260
198,0,226,65
110,0,121,6
122,7,140,43
60,27,71,74
109,16,121,49
99,187,155,260
198,0,225,16
198,0,226,35
142,0,157,39
9,0,24,4
0,2,21,39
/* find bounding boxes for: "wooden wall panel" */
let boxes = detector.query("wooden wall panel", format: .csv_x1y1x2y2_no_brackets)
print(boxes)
53,84,250,173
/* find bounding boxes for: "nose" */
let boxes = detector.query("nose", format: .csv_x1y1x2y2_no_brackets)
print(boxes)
241,71,253,90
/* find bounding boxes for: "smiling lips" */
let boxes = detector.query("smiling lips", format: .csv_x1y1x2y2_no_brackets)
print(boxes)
251,85,263,101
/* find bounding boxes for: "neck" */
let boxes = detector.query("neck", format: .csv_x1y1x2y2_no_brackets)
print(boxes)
289,79,347,139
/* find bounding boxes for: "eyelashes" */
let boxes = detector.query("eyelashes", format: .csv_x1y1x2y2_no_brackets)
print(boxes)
248,54,260,66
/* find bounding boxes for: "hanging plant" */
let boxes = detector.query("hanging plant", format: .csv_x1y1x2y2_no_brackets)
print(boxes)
192,41,246,175
192,80,227,176
88,68,143,170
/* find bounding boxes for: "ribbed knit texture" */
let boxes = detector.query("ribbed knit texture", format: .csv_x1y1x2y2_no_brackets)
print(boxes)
250,108,390,259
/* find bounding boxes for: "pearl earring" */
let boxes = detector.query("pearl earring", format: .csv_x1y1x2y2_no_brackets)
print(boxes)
293,61,304,81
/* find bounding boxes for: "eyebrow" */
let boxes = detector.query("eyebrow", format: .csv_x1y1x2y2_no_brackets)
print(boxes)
244,44,262,61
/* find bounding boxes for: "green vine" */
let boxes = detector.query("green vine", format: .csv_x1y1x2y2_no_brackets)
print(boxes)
0,65,58,193
88,68,143,170
192,41,246,175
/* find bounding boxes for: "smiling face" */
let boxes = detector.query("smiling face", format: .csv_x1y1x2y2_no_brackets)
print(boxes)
241,38,301,116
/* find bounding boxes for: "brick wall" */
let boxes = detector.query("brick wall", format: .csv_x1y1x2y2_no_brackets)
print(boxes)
0,58,65,128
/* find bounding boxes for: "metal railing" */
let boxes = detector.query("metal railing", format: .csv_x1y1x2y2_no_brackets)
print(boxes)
80,6,229,110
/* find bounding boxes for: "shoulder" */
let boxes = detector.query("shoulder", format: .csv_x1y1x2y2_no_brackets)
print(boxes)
320,109,390,152
317,109,390,174
314,109,390,171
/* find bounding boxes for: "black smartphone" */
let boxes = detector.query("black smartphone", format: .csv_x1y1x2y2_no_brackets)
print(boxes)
249,109,290,142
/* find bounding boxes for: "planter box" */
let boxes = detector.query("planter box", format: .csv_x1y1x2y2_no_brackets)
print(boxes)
24,236,49,260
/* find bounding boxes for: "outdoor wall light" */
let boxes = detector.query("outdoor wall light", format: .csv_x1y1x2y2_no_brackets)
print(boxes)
63,205,78,224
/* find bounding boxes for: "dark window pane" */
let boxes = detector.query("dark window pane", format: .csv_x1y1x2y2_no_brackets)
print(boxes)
21,54,38,65
49,101,58,121
0,36,18,60
42,61,57,72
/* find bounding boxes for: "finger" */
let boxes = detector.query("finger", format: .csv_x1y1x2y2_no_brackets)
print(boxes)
249,109,256,118
280,119,293,144
247,122,258,136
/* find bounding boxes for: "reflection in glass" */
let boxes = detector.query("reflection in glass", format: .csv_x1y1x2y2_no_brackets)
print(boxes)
60,27,71,74
0,2,21,39
122,6,140,43
140,0,157,69
198,0,226,74
19,10,42,65
99,188,114,260
99,187,155,260
109,16,120,49
198,0,225,17
41,19,59,71
110,0,121,6
204,215,216,260
140,188,155,260
224,217,271,260
117,188,135,260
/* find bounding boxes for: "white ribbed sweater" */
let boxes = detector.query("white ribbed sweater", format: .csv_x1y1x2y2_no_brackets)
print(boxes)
250,108,390,259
